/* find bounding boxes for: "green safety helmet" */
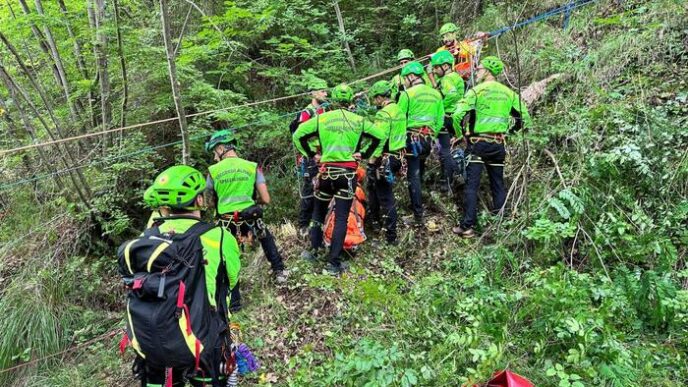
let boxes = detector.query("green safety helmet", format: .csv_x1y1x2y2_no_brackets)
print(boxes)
331,84,354,103
307,77,328,91
143,186,159,208
397,49,415,62
431,50,455,67
368,80,392,98
439,22,459,36
204,129,237,153
150,165,205,209
400,61,425,77
480,56,504,76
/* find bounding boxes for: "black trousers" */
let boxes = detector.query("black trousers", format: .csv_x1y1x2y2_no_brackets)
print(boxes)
437,132,456,188
405,134,432,219
298,158,319,229
310,168,357,268
367,157,401,242
461,141,507,229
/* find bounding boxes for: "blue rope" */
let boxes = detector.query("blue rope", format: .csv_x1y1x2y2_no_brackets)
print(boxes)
488,0,597,37
0,110,299,192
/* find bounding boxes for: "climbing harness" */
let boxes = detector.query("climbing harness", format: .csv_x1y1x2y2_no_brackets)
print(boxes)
468,133,506,144
218,207,267,246
316,165,358,200
296,155,317,199
407,128,433,158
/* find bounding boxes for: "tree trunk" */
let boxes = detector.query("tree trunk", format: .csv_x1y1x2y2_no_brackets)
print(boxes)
90,0,113,147
333,1,356,71
113,0,129,129
159,0,190,164
17,0,63,89
57,0,98,131
0,32,65,139
0,95,68,193
0,64,91,206
34,0,79,124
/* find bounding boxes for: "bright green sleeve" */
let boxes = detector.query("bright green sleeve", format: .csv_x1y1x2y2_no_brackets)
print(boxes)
397,91,409,124
221,229,241,290
292,118,318,156
372,110,392,157
441,75,465,114
359,118,385,158
453,89,477,133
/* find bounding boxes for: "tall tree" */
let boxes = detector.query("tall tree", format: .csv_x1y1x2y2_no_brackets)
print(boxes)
159,0,190,164
34,0,79,123
16,0,62,88
333,1,356,71
89,0,113,145
57,0,97,130
0,63,91,206
113,0,129,129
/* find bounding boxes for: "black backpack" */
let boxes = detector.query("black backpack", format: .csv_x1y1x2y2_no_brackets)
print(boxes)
117,219,229,372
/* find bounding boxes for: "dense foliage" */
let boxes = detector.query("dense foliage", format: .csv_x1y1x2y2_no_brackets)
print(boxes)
0,0,686,386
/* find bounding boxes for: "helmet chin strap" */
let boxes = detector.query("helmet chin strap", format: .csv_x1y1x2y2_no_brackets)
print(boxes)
215,144,236,160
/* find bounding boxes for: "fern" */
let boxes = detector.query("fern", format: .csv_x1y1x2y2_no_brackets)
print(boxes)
548,197,571,219
558,189,585,215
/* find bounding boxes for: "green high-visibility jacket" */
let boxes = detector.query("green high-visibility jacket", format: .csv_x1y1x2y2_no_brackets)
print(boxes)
209,157,257,214
373,102,407,157
155,217,241,310
292,108,384,162
391,73,433,102
452,80,532,135
397,84,445,136
436,72,465,114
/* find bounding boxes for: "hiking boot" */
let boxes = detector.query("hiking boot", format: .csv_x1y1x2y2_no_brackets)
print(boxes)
452,225,475,238
323,263,343,276
273,269,289,284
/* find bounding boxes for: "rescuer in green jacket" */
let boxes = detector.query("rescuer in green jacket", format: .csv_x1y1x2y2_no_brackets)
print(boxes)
135,165,241,387
293,84,385,275
205,129,287,310
397,61,444,225
390,49,432,102
431,50,465,193
451,56,532,237
366,80,407,244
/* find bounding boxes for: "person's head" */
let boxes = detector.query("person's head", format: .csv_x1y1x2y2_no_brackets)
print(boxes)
400,61,426,88
308,77,329,103
476,56,504,83
149,165,206,216
205,129,238,162
397,49,415,66
439,22,459,45
330,84,354,107
431,50,455,78
367,80,392,107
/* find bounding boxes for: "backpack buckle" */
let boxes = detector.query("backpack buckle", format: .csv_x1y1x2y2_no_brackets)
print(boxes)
133,277,144,290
